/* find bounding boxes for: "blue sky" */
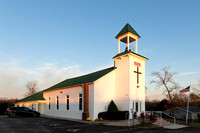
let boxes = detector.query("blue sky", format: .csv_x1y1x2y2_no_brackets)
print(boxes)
0,0,200,99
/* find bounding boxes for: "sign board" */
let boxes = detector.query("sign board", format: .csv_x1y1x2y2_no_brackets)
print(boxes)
134,62,141,67
131,108,134,114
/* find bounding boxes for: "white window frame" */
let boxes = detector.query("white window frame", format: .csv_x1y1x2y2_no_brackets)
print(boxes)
49,97,51,110
66,95,69,110
56,96,59,110
78,93,82,111
133,100,141,113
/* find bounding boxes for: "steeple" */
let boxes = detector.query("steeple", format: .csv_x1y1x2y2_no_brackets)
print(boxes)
116,23,140,54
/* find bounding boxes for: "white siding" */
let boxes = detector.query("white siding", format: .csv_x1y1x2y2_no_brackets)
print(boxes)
43,86,83,120
114,53,147,118
114,55,130,111
129,55,146,115
93,70,115,120
15,53,147,120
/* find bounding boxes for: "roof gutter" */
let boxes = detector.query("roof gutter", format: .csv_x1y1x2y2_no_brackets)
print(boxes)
15,99,46,104
44,82,94,93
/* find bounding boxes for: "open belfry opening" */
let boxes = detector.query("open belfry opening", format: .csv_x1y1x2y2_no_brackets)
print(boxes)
115,23,141,54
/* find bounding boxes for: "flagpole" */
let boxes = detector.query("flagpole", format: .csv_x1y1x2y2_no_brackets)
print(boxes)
186,88,190,124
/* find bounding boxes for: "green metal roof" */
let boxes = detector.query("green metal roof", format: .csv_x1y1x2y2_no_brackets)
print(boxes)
16,67,115,103
113,51,148,60
16,91,45,103
45,67,115,92
115,23,141,38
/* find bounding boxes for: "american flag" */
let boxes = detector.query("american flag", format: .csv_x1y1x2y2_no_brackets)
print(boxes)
180,86,190,93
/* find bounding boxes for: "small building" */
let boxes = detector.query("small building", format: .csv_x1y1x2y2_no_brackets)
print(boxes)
166,106,200,121
15,24,148,120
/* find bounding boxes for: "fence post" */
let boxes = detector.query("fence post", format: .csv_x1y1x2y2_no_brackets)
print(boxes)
161,112,162,126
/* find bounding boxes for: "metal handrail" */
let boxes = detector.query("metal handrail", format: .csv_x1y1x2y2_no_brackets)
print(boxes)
162,111,176,125
146,111,176,125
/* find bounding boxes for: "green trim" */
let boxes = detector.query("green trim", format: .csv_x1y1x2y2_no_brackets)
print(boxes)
113,51,149,60
115,23,141,38
16,91,45,103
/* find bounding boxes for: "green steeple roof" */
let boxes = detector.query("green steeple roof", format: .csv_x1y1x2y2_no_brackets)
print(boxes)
113,50,148,60
115,23,141,38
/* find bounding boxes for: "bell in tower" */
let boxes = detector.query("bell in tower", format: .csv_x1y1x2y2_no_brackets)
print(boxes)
115,23,141,54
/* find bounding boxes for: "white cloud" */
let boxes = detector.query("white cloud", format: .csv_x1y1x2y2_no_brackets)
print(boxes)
0,58,115,99
176,72,199,77
38,63,80,90
0,61,80,99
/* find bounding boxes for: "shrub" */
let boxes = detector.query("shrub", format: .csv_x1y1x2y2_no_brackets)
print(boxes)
147,113,156,122
98,111,129,120
137,112,156,125
0,99,17,115
107,100,119,112
98,112,106,120
98,100,129,120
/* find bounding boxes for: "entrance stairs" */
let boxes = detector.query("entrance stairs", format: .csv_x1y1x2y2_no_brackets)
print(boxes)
146,111,186,129
153,117,173,127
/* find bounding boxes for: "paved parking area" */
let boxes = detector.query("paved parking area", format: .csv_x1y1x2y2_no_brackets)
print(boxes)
0,115,200,133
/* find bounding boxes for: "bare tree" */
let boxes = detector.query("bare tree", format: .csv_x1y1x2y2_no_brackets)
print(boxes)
192,80,200,96
151,66,180,108
172,92,200,107
189,93,200,106
24,80,38,97
172,93,187,107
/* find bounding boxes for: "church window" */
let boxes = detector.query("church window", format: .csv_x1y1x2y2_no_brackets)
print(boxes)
56,96,59,110
79,94,82,110
38,104,41,112
66,95,69,110
49,97,51,110
140,102,142,112
136,102,138,112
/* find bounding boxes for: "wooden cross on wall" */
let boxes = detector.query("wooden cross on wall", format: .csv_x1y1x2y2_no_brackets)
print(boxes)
134,67,142,84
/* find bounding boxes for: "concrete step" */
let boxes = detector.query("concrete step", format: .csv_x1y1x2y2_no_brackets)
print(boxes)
153,118,173,127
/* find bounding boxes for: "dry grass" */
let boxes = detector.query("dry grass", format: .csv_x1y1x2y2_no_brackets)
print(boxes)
165,118,200,128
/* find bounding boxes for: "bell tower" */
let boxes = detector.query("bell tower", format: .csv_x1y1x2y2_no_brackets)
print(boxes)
115,23,141,54
113,24,148,118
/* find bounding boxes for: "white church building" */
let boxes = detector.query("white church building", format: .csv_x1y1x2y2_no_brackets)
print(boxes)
16,24,148,120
